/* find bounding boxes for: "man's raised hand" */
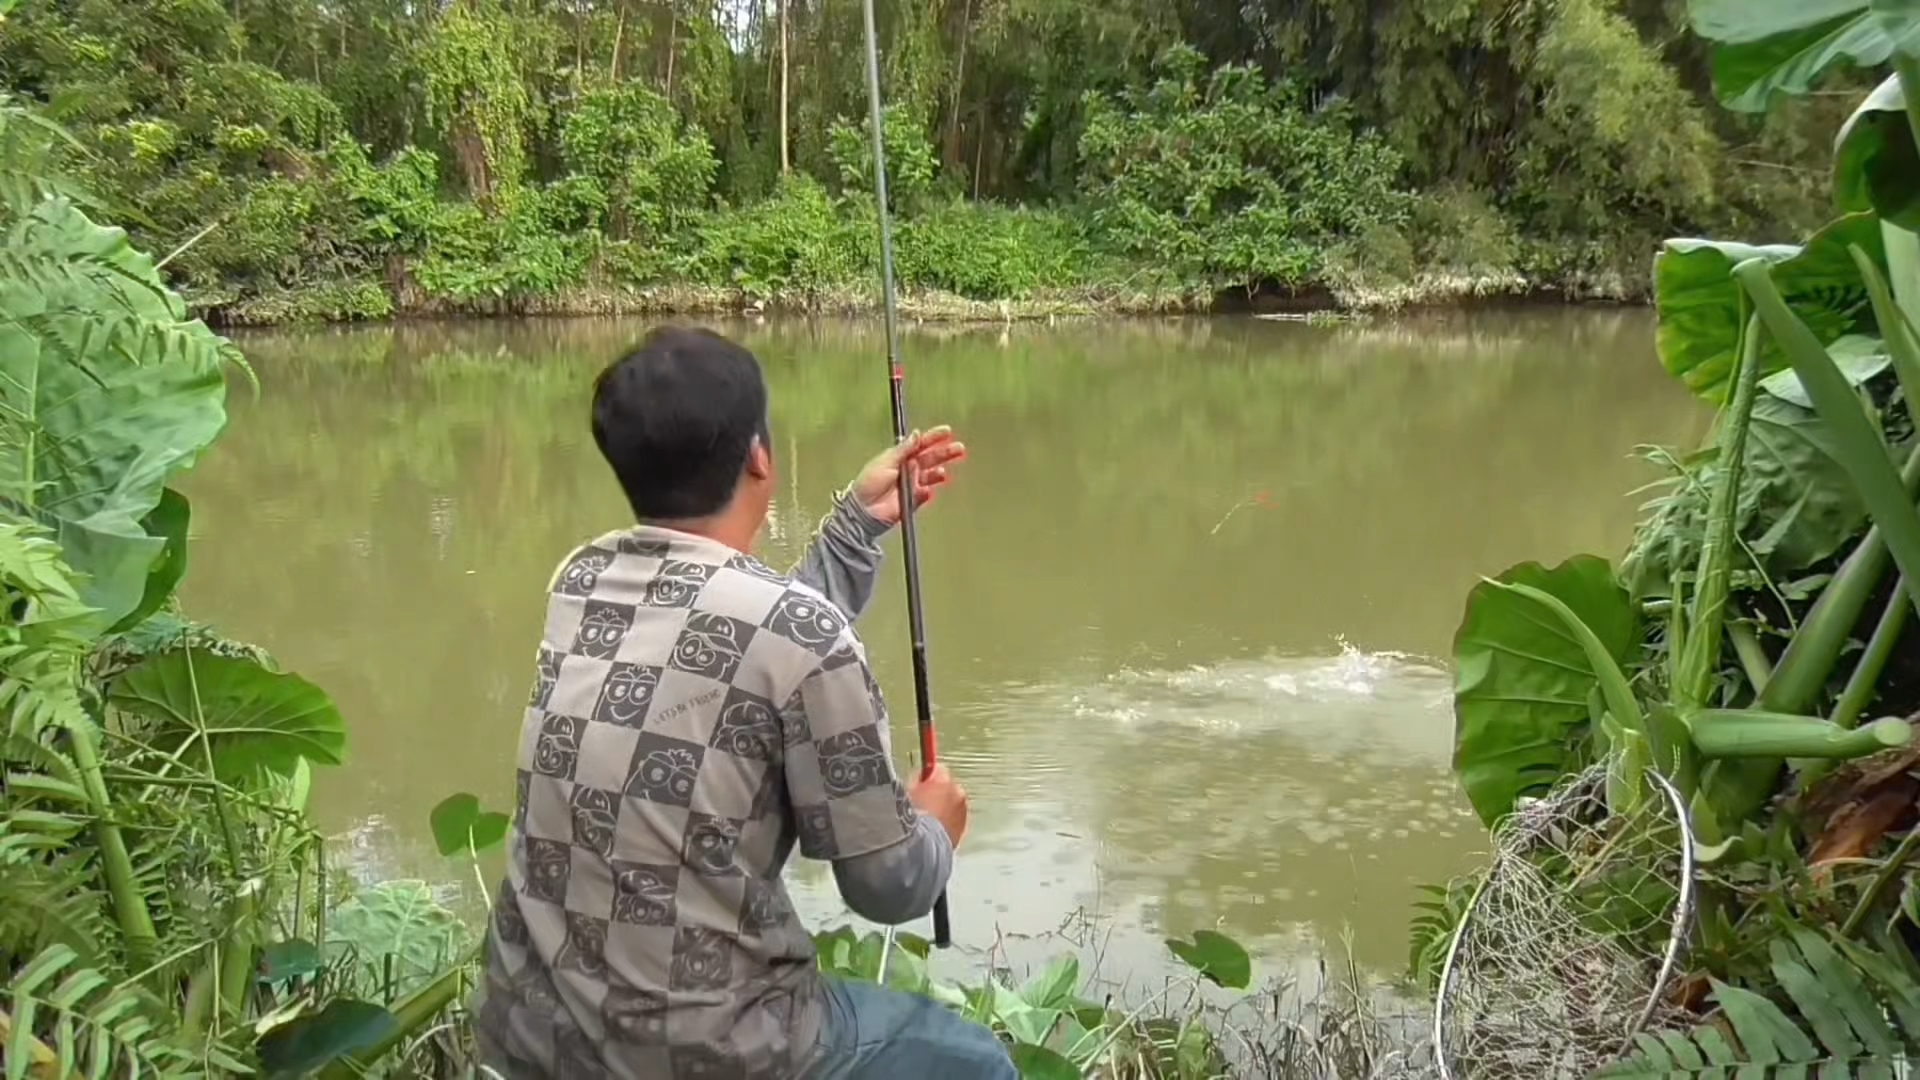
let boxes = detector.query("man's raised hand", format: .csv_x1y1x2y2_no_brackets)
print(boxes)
848,425,967,527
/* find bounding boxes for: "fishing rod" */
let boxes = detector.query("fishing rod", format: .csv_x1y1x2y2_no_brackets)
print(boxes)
858,0,952,950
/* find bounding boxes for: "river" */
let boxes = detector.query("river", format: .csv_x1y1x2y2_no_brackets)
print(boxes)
182,310,1709,992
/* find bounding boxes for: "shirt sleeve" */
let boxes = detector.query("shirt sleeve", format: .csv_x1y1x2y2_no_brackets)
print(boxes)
783,638,919,863
787,491,889,621
832,814,952,925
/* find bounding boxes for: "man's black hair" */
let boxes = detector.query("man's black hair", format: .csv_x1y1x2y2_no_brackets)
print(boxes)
591,326,771,521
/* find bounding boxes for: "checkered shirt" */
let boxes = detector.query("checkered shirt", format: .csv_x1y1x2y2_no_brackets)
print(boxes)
476,522,917,1079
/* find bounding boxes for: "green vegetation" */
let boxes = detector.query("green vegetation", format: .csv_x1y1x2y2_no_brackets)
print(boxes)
0,0,1882,322
1428,2,1920,1071
0,93,480,1077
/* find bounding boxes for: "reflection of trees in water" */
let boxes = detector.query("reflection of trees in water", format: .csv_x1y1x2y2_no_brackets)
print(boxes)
188,314,1704,913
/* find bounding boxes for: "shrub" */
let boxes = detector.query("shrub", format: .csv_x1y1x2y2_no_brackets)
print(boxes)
1077,43,1412,290
686,175,871,300
827,103,938,210
558,83,717,242
894,200,1088,298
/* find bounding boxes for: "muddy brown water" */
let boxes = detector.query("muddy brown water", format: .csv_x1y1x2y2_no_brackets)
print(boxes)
183,311,1709,990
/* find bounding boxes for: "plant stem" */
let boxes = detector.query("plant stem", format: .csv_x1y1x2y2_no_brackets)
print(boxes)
1896,52,1920,206
180,952,217,1039
1727,619,1772,696
1833,584,1909,734
66,716,158,968
1689,712,1908,758
1798,582,1913,791
185,650,246,876
1842,823,1920,938
466,833,491,909
1678,311,1766,711
1890,50,1920,369
217,892,257,1033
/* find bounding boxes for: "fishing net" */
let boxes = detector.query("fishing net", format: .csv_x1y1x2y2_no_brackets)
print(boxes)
1434,764,1697,1079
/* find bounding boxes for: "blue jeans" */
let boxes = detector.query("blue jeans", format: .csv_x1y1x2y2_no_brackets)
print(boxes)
802,977,1017,1079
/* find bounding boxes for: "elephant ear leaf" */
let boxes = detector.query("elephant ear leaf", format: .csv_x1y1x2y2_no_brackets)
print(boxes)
1452,556,1639,825
109,648,346,782
1835,74,1920,230
0,198,234,631
1655,216,1884,404
1687,0,1897,114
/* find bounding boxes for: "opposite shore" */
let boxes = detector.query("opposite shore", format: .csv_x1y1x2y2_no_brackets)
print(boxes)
197,266,1649,329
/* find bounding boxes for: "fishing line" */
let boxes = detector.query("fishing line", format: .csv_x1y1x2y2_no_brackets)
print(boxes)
858,0,952,949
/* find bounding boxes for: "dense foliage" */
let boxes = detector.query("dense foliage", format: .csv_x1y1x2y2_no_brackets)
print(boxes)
0,93,480,1076
0,0,1874,321
1426,4,1920,1071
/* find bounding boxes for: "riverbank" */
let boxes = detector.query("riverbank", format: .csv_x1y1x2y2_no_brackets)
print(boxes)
199,265,1649,328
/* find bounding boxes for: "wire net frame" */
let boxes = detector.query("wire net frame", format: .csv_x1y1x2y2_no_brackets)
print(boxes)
1433,765,1697,1079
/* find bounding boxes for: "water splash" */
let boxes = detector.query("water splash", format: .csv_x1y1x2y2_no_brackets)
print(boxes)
1051,640,1454,763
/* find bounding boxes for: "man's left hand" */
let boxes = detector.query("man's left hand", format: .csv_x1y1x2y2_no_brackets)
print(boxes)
849,425,967,527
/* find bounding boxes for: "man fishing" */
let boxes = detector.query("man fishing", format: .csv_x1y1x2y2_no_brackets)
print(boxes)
475,325,1017,1080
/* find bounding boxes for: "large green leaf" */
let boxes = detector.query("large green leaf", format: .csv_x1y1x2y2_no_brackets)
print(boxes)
1688,0,1920,110
1624,392,1879,597
1878,0,1920,55
108,647,346,782
1018,956,1081,1011
1759,334,1891,406
256,999,399,1079
259,938,322,984
1655,216,1885,402
325,880,469,1000
108,488,190,636
1703,10,1892,112
1002,1006,1063,1047
1452,556,1639,825
1691,0,1877,42
1836,75,1920,229
0,198,232,629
